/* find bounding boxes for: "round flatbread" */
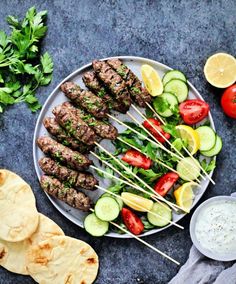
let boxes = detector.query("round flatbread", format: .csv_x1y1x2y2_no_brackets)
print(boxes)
0,169,39,242
0,213,64,275
26,236,99,284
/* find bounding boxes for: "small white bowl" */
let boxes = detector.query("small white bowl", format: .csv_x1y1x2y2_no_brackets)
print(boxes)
190,193,236,261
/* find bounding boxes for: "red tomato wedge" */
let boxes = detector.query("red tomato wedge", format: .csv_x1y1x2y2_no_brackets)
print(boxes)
121,149,152,170
221,84,236,119
179,99,209,125
121,208,144,235
154,172,179,197
143,118,171,143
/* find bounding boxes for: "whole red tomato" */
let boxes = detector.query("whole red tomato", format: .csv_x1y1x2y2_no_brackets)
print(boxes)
221,84,236,119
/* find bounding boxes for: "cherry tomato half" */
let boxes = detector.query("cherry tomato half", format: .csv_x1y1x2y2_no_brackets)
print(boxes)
121,149,152,170
154,172,179,197
121,208,144,235
221,84,236,119
179,99,209,125
143,118,171,143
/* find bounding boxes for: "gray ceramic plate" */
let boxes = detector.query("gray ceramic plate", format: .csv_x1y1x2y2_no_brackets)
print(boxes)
33,56,215,238
190,193,236,261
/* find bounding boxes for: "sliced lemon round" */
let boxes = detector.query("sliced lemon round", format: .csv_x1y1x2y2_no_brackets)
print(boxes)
121,192,153,212
176,125,200,154
204,53,236,88
174,182,197,212
141,64,163,96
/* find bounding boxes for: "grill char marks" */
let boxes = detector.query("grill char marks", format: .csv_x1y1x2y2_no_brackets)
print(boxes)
40,175,91,211
92,60,132,113
43,117,91,153
62,102,118,140
37,136,92,171
60,82,108,118
82,71,126,113
107,58,152,107
39,157,98,190
52,104,97,146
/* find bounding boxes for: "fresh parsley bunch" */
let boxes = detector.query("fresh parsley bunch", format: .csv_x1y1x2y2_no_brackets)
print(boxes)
0,6,53,113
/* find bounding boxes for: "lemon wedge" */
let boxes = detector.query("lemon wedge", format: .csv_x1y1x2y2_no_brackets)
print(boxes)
176,125,200,154
174,182,197,213
204,53,236,88
141,64,163,96
121,192,153,212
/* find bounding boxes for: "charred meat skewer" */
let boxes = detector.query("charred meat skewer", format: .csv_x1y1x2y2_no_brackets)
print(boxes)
107,58,152,107
82,71,126,113
62,102,118,140
39,157,98,191
60,82,108,118
52,104,97,145
92,60,132,112
37,136,92,171
40,175,91,212
43,117,92,153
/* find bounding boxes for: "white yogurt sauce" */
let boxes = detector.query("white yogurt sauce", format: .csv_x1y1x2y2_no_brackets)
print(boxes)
195,200,236,255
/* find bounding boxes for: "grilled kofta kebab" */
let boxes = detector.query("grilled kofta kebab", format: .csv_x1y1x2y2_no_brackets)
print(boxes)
60,82,108,118
82,71,126,113
43,117,92,153
62,102,118,140
40,175,91,212
39,157,98,191
52,104,97,146
107,58,152,107
92,60,132,113
37,136,92,171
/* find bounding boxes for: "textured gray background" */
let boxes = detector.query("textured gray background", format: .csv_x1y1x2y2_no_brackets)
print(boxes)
0,0,236,283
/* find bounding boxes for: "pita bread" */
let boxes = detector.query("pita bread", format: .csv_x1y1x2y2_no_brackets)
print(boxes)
0,213,64,275
0,169,39,242
26,236,99,284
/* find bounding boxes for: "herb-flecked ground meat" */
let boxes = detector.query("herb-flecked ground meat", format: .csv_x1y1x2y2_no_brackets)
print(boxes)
39,157,98,190
107,58,152,107
92,60,131,113
61,81,108,118
37,136,92,171
40,175,91,211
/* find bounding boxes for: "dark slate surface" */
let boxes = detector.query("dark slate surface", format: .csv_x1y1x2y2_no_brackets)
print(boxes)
0,0,235,283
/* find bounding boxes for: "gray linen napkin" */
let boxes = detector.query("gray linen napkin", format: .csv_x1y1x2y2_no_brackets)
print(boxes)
169,246,236,284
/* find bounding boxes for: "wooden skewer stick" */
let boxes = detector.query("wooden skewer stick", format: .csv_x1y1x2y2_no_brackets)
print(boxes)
107,113,181,160
90,152,160,200
182,145,215,185
145,102,215,185
110,221,180,265
90,165,157,202
90,152,169,209
118,137,193,183
95,184,184,230
94,142,182,212
88,209,180,265
126,111,202,184
145,102,166,124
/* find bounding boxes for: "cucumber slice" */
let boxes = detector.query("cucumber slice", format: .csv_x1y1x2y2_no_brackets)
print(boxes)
95,196,120,221
100,193,123,210
164,79,188,102
84,213,109,237
153,92,178,117
147,202,172,227
177,157,201,181
196,126,216,151
162,70,187,86
201,135,222,157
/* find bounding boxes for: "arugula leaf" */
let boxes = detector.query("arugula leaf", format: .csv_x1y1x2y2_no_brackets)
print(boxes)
200,159,216,173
